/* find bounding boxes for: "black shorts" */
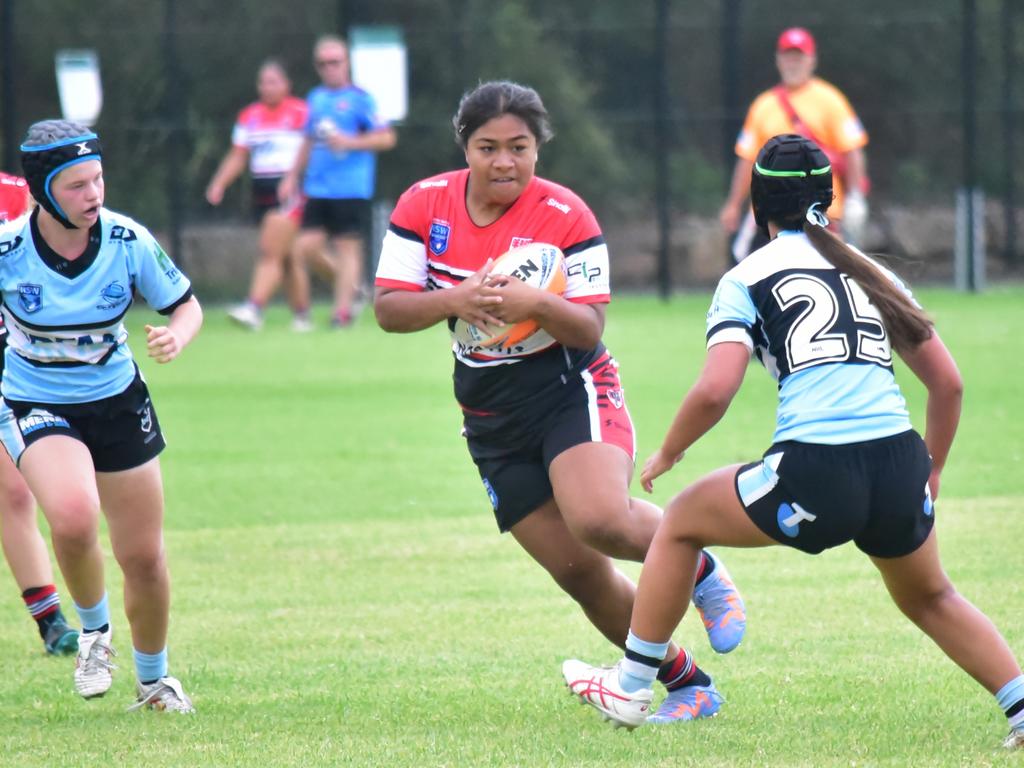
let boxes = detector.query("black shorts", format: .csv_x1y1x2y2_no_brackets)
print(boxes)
301,197,370,237
251,176,284,222
0,370,165,472
467,352,636,532
734,430,934,558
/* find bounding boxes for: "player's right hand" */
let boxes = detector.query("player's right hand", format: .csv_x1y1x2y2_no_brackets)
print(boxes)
640,447,684,493
205,184,223,206
449,259,504,329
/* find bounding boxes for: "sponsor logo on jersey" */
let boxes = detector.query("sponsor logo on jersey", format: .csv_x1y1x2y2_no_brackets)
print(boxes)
418,179,449,190
98,281,129,309
509,237,533,249
18,283,41,313
546,197,571,214
0,235,24,256
109,225,137,242
429,219,451,256
18,408,71,436
567,262,603,283
154,246,182,283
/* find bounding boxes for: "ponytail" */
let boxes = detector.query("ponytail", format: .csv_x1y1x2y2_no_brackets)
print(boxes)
804,224,933,353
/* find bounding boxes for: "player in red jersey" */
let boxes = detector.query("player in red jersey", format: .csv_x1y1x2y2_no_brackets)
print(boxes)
375,81,745,724
0,172,30,222
0,173,79,654
206,60,314,331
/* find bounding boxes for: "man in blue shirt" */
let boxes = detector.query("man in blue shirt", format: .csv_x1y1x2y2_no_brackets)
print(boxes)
280,36,396,328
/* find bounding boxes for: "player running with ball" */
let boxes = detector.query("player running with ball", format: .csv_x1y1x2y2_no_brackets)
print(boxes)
375,81,747,723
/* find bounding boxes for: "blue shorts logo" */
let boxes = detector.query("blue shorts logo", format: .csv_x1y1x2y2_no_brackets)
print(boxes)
429,220,451,256
18,283,41,313
777,501,817,538
482,478,499,510
923,483,934,517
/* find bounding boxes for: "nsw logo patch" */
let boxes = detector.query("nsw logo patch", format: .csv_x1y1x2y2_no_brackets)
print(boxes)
17,283,41,313
429,219,451,256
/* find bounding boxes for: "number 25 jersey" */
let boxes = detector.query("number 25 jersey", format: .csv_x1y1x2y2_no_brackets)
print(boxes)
706,230,913,445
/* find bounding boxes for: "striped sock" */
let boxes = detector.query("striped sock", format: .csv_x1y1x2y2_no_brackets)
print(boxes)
22,585,60,638
620,630,669,693
997,675,1024,727
75,592,110,633
134,647,168,685
657,648,713,691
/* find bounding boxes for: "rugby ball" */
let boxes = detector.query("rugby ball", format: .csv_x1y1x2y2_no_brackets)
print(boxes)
453,242,566,350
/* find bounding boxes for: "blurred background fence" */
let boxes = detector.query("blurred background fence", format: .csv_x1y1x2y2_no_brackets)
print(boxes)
2,0,1022,295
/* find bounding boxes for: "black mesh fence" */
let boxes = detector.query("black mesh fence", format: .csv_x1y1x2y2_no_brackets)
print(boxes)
2,0,1021,292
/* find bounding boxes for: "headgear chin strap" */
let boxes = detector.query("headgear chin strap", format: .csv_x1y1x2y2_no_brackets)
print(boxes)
20,134,103,229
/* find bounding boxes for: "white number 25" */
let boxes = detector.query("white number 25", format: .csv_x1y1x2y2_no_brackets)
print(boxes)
772,274,891,372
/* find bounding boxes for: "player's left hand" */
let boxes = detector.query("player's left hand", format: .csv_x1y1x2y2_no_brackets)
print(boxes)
928,468,941,502
482,276,543,323
145,324,183,364
641,447,683,493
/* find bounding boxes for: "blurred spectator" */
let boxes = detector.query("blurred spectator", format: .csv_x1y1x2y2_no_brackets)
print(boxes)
279,35,397,328
720,27,869,261
206,60,312,331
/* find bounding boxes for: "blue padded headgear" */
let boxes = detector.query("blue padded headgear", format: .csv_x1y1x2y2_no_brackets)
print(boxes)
20,120,102,230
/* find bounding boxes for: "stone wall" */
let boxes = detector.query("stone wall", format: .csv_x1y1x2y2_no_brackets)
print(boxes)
165,201,1024,301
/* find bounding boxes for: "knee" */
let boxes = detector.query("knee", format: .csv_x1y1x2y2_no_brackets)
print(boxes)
117,545,167,584
47,499,100,548
0,479,35,520
568,503,637,557
895,580,958,623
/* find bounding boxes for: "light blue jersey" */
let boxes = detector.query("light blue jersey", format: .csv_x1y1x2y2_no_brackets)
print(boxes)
0,209,191,404
303,85,388,200
706,231,913,445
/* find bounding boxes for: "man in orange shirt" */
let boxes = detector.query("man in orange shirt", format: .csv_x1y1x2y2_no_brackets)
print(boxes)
720,27,869,259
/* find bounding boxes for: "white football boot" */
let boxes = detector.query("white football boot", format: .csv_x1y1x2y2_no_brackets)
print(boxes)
562,659,653,729
74,628,116,699
128,675,195,714
227,303,263,331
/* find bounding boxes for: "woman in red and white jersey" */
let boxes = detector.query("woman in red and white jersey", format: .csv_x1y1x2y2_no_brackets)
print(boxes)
375,81,746,722
206,59,314,331
0,174,79,654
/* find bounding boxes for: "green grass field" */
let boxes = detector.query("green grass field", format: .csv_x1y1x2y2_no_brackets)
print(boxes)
0,287,1021,767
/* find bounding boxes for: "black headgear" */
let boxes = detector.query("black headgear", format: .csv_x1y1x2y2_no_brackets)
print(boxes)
20,125,102,230
750,134,833,232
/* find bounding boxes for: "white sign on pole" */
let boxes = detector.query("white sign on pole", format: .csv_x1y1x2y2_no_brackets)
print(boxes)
350,26,407,123
55,50,103,127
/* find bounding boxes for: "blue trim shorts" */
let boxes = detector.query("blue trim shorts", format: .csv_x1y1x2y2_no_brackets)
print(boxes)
734,430,934,558
0,370,165,472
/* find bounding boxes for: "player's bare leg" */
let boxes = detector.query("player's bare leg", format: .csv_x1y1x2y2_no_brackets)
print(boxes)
331,235,364,327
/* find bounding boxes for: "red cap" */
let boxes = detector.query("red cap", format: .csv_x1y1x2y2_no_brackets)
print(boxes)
777,27,816,55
